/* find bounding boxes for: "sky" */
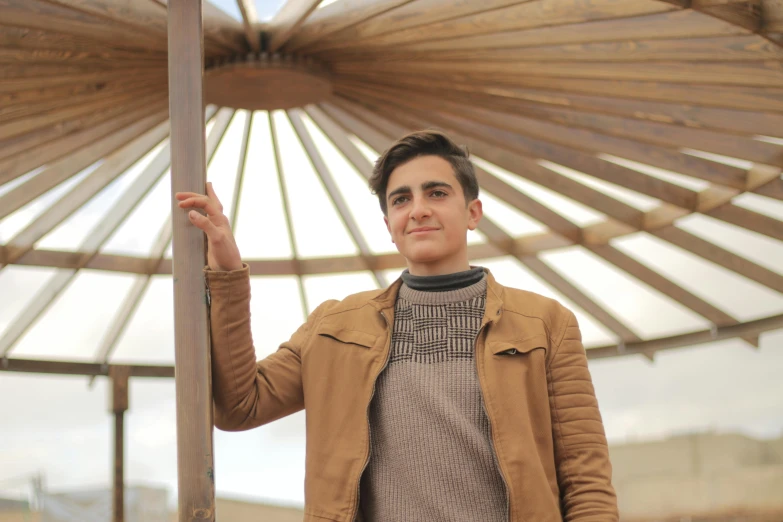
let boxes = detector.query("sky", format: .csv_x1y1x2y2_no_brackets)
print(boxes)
0,105,782,506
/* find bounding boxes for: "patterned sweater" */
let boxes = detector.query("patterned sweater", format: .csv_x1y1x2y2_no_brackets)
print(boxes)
358,275,508,522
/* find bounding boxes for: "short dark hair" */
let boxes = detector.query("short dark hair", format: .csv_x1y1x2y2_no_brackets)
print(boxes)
369,130,479,215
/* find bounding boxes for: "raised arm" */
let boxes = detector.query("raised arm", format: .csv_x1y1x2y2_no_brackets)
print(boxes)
175,183,318,431
548,309,619,521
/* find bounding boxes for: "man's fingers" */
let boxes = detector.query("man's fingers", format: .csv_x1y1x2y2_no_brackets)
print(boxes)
206,182,223,208
178,195,221,216
188,210,218,235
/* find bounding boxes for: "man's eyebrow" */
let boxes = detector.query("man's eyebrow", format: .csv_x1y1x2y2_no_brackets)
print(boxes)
387,185,411,201
421,181,453,191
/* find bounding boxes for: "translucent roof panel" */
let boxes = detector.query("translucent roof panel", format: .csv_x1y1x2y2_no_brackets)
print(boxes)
234,112,293,259
13,270,138,361
540,246,712,340
273,111,359,259
612,233,783,323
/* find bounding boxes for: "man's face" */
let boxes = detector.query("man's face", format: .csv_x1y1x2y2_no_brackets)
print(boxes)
383,155,482,276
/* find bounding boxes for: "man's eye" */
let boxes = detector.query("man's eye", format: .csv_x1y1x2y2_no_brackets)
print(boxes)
392,196,408,206
431,190,447,197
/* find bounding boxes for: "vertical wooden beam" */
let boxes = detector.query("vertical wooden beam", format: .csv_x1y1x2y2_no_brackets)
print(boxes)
109,365,131,522
167,1,215,521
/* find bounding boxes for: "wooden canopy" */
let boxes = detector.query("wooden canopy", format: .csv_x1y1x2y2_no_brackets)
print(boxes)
1,0,783,368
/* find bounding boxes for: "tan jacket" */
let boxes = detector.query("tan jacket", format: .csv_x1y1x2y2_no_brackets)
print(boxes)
206,266,618,522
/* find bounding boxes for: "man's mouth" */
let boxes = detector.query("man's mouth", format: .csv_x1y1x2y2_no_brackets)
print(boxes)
408,227,439,235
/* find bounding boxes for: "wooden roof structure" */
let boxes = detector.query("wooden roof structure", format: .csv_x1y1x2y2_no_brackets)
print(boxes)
1,0,783,366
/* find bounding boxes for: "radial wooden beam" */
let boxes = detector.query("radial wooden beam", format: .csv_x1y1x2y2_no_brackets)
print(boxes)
653,226,783,294
0,90,165,161
334,82,766,189
0,75,164,126
327,34,783,63
707,203,783,242
1,0,169,53
0,106,168,219
269,112,310,318
0,101,168,186
331,69,783,114
94,109,235,367
358,9,749,53
341,79,783,168
311,0,682,52
167,1,215,521
267,0,323,53
236,0,261,52
285,0,411,52
287,108,388,288
333,59,783,88
334,73,783,139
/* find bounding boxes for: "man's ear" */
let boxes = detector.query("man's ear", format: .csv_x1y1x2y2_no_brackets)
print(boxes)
467,198,483,231
384,215,394,243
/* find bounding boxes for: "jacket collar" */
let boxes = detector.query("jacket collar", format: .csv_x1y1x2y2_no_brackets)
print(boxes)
370,267,506,325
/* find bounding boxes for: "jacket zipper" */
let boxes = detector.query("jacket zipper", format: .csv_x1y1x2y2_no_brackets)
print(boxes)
475,322,512,522
351,309,392,522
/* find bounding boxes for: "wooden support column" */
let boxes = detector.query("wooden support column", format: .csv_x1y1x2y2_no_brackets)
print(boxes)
167,1,215,521
109,366,131,522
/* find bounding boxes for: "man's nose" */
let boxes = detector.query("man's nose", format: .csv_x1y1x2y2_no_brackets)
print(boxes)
409,196,432,221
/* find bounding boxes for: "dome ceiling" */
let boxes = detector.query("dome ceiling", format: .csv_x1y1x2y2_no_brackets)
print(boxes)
1,0,782,368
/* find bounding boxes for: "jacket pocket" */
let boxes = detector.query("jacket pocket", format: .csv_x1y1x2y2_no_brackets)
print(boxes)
490,333,548,356
317,323,378,349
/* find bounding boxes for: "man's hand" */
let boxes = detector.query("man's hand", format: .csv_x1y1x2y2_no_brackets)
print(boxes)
175,182,243,272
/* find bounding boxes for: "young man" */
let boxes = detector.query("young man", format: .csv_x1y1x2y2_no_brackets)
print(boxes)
176,130,618,522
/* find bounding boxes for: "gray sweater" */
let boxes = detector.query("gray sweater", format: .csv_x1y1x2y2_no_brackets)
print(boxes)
358,276,508,522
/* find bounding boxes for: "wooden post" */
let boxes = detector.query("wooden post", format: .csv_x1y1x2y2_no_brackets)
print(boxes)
167,1,215,521
109,366,131,522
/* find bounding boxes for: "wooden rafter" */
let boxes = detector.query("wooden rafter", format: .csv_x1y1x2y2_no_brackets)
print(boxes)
336,79,782,170
355,9,749,53
287,108,388,288
285,0,412,52
0,90,166,161
0,107,168,219
329,70,783,114
267,0,323,53
236,0,261,52
333,82,752,199
331,74,783,139
0,101,168,186
309,0,682,52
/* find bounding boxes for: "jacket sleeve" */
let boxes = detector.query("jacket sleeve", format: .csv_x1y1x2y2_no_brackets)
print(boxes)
548,309,619,521
205,264,330,431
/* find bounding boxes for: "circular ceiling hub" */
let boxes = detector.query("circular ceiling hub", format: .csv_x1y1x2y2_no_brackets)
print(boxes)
204,54,332,111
